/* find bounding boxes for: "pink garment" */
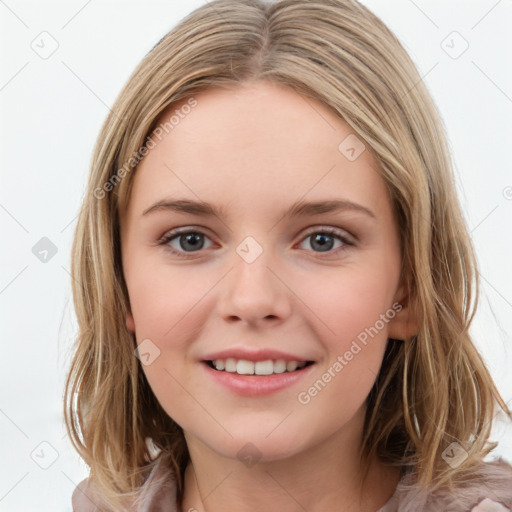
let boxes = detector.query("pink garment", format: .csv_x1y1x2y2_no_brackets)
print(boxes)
72,456,512,512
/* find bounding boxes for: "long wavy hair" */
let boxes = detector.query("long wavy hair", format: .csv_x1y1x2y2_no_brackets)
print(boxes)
64,0,512,509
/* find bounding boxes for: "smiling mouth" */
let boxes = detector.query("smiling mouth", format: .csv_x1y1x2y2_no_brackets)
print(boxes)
204,360,315,375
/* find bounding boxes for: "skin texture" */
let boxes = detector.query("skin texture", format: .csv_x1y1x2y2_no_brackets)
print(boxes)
120,80,417,512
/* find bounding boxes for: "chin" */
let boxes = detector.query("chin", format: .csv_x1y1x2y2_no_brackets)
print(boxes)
199,431,307,465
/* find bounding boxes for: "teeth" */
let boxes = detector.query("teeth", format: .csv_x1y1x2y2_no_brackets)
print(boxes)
237,359,255,375
212,358,309,375
286,361,298,372
273,360,287,374
255,360,273,375
225,358,237,372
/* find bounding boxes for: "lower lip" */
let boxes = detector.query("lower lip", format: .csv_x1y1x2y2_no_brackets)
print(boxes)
201,361,316,397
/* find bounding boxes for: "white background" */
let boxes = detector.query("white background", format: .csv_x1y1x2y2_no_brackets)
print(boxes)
0,1,511,510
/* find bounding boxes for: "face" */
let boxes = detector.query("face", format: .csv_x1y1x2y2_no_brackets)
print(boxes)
120,80,414,463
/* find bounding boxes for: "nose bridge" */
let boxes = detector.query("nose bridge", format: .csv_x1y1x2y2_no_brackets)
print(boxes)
218,234,291,324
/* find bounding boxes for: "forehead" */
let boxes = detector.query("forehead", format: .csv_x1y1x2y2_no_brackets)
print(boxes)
122,80,391,224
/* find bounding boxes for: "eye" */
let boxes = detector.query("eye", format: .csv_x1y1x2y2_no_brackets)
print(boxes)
297,227,354,255
158,228,214,259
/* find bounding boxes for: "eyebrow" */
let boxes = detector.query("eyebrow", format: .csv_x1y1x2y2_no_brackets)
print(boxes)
142,197,376,221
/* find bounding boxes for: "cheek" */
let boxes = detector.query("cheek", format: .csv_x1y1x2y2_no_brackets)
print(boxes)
127,268,209,409
293,270,394,424
127,265,208,340
292,262,397,398
296,263,397,341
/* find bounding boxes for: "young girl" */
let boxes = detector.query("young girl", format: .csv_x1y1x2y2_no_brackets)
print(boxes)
65,1,512,511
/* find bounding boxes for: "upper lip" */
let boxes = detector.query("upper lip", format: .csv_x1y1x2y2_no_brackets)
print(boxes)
201,348,315,363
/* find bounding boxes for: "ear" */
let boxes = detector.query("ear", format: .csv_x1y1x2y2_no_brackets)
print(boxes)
126,311,136,334
387,282,418,341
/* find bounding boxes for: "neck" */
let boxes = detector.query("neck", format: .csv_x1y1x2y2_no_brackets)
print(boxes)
179,406,400,512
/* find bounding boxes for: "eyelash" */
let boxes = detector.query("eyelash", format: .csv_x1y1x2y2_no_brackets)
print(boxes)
157,226,355,260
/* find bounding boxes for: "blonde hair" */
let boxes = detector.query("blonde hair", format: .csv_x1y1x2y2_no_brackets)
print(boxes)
64,0,512,509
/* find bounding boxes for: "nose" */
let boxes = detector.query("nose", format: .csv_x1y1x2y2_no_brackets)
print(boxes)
217,245,292,328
